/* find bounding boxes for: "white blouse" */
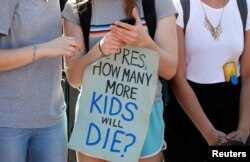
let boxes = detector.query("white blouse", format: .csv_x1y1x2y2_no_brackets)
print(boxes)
173,0,250,84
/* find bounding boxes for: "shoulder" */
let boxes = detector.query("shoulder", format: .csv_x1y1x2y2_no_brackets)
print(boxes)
172,0,185,13
62,0,81,26
153,0,177,21
154,0,176,10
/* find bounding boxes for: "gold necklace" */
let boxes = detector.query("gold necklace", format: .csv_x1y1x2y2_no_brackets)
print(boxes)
201,0,226,40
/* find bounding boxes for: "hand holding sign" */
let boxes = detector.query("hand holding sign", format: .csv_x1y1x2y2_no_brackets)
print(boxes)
99,32,125,56
69,45,159,162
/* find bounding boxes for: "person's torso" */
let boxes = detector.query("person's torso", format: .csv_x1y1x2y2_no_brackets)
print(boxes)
185,0,244,84
88,0,163,101
0,0,65,128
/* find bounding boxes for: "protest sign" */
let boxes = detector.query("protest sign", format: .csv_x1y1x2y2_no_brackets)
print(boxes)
69,45,159,162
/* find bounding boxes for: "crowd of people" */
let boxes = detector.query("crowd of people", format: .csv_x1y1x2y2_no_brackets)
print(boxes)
0,0,249,162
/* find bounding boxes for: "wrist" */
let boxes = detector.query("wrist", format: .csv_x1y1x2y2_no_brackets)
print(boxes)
86,43,106,63
202,125,216,140
238,129,249,140
98,42,107,57
35,43,47,60
31,44,43,61
141,36,156,49
32,44,37,62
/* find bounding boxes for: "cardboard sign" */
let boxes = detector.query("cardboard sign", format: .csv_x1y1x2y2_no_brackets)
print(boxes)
69,45,159,162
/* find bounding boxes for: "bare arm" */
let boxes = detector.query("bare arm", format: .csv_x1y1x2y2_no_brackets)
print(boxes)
0,46,35,72
63,19,124,88
63,18,87,88
170,26,227,146
227,30,250,143
239,30,250,139
146,15,178,80
111,9,178,80
0,36,81,72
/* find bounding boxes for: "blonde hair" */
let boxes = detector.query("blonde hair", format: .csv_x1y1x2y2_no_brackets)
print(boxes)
75,0,137,17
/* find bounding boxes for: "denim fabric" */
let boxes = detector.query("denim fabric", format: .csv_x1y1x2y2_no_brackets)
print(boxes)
0,121,67,162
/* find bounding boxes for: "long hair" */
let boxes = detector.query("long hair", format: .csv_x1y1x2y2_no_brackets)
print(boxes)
75,0,138,17
124,0,138,17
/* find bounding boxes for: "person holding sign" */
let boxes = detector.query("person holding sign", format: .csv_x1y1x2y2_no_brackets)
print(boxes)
62,0,178,161
0,0,81,162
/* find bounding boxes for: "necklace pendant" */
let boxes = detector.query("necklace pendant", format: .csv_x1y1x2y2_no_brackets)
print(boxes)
212,32,219,40
214,25,222,40
201,0,226,41
204,18,222,41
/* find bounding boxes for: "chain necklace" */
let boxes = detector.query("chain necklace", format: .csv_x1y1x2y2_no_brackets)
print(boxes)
201,0,226,40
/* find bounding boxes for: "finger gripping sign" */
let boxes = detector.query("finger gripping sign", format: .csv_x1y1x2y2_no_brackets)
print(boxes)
69,45,159,162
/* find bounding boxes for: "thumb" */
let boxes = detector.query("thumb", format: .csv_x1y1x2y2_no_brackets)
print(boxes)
131,8,142,25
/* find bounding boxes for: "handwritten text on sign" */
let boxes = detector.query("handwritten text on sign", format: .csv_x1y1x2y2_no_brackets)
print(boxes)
69,46,159,162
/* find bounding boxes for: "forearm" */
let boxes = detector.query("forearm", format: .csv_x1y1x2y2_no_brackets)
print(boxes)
0,45,46,72
145,15,178,80
238,77,250,136
0,35,78,72
170,77,216,139
0,47,33,72
144,38,178,80
65,42,104,88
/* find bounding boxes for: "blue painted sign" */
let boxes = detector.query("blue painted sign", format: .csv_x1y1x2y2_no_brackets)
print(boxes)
69,46,159,162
